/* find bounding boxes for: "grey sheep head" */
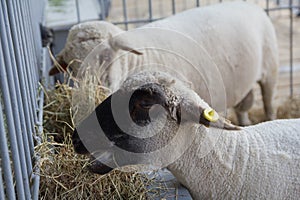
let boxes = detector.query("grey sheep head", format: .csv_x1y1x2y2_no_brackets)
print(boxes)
72,71,239,174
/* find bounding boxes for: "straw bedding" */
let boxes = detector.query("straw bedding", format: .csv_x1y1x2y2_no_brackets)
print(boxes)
36,80,163,199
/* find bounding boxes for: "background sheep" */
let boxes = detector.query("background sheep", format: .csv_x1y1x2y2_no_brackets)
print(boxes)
72,1,279,126
73,70,300,199
48,21,123,76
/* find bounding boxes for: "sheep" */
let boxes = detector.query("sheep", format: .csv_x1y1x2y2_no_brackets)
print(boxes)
70,1,278,125
48,21,123,76
72,70,300,199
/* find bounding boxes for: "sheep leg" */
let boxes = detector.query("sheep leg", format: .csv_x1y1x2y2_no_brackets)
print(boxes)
258,79,277,121
234,90,254,126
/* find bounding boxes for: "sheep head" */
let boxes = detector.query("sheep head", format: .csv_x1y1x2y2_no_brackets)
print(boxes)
72,71,240,174
49,30,142,76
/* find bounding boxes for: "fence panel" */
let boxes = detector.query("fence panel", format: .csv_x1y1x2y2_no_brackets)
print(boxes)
0,0,47,199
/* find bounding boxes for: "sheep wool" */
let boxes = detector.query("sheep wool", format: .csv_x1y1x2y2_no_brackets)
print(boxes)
168,119,300,199
85,1,278,125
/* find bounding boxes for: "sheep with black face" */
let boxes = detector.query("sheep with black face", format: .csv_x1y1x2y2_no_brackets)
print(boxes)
73,71,300,199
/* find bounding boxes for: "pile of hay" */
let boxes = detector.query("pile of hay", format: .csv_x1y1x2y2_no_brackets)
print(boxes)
36,80,163,199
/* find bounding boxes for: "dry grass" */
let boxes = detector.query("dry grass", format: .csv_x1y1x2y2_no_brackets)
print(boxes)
42,82,74,143
36,134,153,200
277,97,300,119
248,96,300,124
36,77,164,199
228,96,300,125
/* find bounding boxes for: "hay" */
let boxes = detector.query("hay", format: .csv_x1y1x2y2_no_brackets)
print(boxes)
42,82,74,143
42,78,107,142
228,96,300,125
37,79,164,199
277,97,300,119
248,97,300,124
36,134,153,199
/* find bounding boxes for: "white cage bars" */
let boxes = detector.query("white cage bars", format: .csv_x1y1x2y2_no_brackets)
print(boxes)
0,0,50,199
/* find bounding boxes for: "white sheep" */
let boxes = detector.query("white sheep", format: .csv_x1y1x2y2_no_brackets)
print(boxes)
48,21,123,76
72,1,278,125
72,71,300,199
168,119,300,199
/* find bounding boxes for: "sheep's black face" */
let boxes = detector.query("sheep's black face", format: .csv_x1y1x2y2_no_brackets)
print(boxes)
72,83,181,174
72,128,88,154
129,83,169,126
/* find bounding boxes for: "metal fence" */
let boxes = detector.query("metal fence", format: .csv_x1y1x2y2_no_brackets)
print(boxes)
0,0,50,199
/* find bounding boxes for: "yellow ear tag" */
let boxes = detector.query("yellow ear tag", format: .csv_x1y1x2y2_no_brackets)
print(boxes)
203,108,219,122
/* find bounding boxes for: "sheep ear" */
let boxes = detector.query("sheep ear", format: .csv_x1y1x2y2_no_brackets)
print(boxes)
199,108,241,130
109,37,143,55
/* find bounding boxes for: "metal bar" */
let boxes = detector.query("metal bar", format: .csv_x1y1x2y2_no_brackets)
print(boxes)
16,0,37,120
31,91,44,200
19,0,40,154
75,0,81,23
31,49,47,200
24,0,39,87
19,0,36,103
23,0,37,83
23,0,38,89
31,0,43,71
172,0,176,14
113,17,164,26
99,0,106,20
266,0,270,15
20,0,38,123
6,0,34,174
30,0,43,197
148,0,153,22
0,25,26,200
196,0,200,7
15,0,37,149
0,1,31,199
122,0,128,30
0,167,6,200
0,50,16,199
12,0,35,157
289,0,294,97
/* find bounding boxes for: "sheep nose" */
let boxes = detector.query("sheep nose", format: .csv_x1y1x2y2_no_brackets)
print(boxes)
72,129,89,154
88,158,114,175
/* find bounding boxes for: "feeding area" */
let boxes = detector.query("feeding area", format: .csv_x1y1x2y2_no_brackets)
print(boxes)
38,75,163,199
0,0,300,199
